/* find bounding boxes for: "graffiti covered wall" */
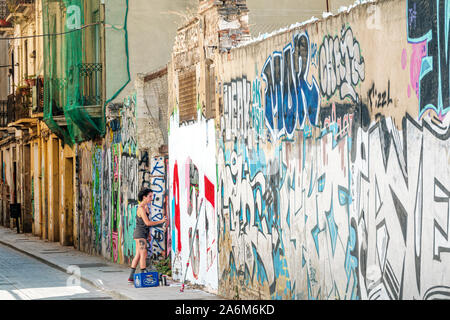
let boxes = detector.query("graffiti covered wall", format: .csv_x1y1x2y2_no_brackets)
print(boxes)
76,92,169,265
216,0,450,300
77,141,103,255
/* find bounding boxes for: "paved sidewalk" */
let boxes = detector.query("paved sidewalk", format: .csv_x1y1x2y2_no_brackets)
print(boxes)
0,226,223,300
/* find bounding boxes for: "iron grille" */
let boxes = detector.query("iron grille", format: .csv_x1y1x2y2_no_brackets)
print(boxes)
6,94,29,124
9,0,34,5
0,1,9,20
78,63,102,106
0,100,7,127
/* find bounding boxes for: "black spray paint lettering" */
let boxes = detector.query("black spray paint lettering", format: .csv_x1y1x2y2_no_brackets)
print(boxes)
367,80,393,110
223,78,252,141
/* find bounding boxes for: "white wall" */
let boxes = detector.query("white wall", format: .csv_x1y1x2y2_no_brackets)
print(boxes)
168,109,218,292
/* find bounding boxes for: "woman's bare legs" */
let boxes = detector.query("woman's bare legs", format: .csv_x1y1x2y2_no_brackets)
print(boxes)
131,239,142,269
138,239,147,271
132,238,147,271
128,239,144,281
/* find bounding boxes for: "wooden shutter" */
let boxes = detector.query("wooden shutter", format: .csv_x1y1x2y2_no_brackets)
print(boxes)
178,70,197,123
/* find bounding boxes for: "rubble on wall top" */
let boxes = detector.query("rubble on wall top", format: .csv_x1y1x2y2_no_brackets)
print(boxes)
337,0,378,13
234,0,377,50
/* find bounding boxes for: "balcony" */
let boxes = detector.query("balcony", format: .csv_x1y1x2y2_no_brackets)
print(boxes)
0,0,9,19
71,62,102,118
8,0,34,11
46,77,68,126
0,1,12,34
5,92,30,125
31,76,44,115
5,0,34,23
78,63,102,108
49,63,103,128
0,100,7,127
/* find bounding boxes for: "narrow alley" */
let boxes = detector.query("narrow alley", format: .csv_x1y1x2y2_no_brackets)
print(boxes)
0,0,449,302
0,241,114,300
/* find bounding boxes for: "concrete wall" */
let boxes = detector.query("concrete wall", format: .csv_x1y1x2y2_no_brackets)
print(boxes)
166,0,253,293
136,69,168,154
214,0,450,300
75,96,140,262
168,111,218,291
109,0,198,104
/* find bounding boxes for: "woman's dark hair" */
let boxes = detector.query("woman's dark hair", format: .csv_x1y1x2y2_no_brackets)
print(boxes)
138,188,152,202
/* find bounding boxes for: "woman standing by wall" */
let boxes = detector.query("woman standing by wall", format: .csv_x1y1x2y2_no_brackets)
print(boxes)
128,188,166,282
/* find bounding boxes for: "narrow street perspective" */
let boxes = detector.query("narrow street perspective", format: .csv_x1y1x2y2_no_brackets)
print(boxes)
0,226,221,300
0,241,114,300
0,0,449,302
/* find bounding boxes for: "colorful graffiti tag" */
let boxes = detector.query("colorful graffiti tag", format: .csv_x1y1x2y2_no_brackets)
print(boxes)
406,0,449,132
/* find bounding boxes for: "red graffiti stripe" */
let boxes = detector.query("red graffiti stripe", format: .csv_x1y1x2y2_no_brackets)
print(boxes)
173,161,181,253
204,175,215,208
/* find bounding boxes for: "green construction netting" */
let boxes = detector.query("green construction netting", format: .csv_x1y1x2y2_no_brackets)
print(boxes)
43,0,130,146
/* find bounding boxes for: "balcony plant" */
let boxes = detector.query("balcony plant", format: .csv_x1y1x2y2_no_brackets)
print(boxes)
0,19,11,27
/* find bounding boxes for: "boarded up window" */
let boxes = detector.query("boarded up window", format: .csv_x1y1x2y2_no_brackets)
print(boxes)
178,70,197,123
205,61,216,119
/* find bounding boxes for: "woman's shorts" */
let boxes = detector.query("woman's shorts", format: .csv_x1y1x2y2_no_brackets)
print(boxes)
133,230,148,240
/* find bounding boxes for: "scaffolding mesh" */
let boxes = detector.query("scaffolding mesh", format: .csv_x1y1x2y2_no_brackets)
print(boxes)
42,0,130,145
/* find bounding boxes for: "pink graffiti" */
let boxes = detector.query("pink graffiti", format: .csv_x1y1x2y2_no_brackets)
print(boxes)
323,103,354,141
112,231,118,262
409,41,427,99
113,154,120,180
189,228,200,280
401,48,407,70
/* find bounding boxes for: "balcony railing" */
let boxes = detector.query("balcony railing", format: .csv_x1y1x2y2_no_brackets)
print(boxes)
0,0,10,21
6,0,34,18
46,63,102,119
6,93,30,124
8,0,34,7
0,100,7,127
32,76,44,114
78,63,102,107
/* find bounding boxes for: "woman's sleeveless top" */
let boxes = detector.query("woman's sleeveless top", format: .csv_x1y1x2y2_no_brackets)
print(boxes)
133,208,149,239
